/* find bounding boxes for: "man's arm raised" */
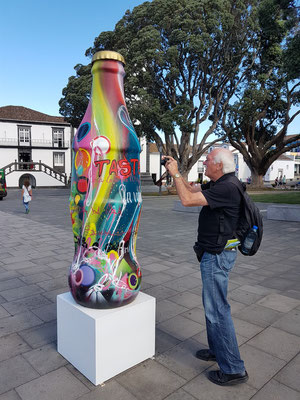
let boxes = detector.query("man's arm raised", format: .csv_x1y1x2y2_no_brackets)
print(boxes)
163,157,208,207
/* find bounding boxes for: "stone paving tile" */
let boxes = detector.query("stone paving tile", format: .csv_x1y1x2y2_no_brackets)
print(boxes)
0,334,31,362
18,266,49,276
142,263,171,273
0,257,31,266
256,293,300,313
19,273,52,285
247,326,300,361
260,277,295,291
250,379,300,400
163,388,198,400
22,343,67,375
231,318,264,339
229,275,260,287
116,359,186,400
228,289,264,305
164,266,197,277
163,276,201,292
232,304,283,328
1,295,52,316
155,329,181,355
142,272,175,286
76,380,138,400
44,268,68,279
164,388,198,400
143,285,179,301
237,284,278,296
29,256,60,266
0,390,22,400
274,352,300,392
183,368,256,400
167,292,202,309
0,306,10,319
42,288,69,302
36,277,68,292
0,312,43,338
156,300,188,323
0,285,44,302
0,271,20,282
45,260,71,270
157,315,204,341
18,321,57,348
0,355,39,395
156,338,212,380
181,308,206,325
65,364,96,391
31,303,57,322
239,344,286,389
0,279,26,292
272,309,300,336
15,367,90,400
283,289,300,300
2,261,38,271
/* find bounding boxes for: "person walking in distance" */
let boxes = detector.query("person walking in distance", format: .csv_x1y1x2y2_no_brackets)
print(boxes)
22,179,32,214
164,148,248,386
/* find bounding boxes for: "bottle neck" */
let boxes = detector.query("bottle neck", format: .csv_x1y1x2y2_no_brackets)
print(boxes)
91,59,126,107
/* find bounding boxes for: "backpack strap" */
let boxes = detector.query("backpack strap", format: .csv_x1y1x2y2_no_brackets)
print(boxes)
217,176,245,245
217,212,225,244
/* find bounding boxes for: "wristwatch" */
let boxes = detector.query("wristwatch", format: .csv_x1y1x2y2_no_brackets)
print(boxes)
174,173,181,179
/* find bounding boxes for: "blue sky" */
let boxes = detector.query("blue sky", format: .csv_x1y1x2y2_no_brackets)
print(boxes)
0,0,147,116
0,0,298,135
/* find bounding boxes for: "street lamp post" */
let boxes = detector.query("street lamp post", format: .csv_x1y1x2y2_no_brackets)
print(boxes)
158,145,162,195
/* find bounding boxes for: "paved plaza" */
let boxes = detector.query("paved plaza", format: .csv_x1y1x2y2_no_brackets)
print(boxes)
0,188,300,400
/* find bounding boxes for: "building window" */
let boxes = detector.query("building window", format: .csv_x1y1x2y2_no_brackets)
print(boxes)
53,128,64,148
18,126,31,146
53,152,65,173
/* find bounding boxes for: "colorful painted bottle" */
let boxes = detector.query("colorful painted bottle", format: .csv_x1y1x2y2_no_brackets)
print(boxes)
69,51,142,309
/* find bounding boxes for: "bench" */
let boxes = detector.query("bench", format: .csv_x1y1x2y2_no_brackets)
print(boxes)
267,205,300,222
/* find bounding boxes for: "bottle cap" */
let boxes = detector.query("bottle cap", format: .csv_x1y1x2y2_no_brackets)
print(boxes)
253,225,258,230
92,51,125,65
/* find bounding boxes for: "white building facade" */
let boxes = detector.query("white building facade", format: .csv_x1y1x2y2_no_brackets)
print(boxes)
0,106,72,187
140,137,297,184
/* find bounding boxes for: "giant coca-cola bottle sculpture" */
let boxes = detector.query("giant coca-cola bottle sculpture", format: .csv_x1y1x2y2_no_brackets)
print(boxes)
69,51,142,309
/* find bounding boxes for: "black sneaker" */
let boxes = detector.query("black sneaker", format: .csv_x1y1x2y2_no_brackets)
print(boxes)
208,370,249,386
195,349,216,362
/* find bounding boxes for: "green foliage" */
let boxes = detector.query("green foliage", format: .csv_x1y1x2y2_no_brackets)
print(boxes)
223,0,300,184
59,0,260,175
59,64,92,128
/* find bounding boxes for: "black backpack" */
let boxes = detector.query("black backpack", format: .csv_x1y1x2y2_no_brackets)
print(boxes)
226,176,263,256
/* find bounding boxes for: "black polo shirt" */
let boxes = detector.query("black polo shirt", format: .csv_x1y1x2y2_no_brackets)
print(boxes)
197,173,241,254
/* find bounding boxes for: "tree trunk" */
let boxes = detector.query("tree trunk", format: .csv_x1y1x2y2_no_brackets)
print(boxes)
251,172,264,188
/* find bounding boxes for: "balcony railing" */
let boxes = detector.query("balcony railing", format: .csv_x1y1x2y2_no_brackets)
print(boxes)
0,137,69,148
2,161,68,185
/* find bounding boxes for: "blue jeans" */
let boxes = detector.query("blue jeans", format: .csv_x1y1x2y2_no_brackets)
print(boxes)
200,250,245,374
23,199,29,212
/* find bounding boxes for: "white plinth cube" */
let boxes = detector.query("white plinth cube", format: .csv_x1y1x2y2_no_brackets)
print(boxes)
57,291,156,385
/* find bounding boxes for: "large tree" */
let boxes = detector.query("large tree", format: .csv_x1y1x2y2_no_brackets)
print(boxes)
222,0,300,187
60,0,260,177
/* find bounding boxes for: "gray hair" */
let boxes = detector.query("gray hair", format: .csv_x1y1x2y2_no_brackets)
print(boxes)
213,149,235,174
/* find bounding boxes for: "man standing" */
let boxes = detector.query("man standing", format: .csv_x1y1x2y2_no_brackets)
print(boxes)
164,148,248,386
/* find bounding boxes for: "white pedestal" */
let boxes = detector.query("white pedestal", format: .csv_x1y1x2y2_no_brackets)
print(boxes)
57,291,156,385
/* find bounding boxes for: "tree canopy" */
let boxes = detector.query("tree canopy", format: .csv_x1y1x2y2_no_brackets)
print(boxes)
60,0,260,177
222,0,300,186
